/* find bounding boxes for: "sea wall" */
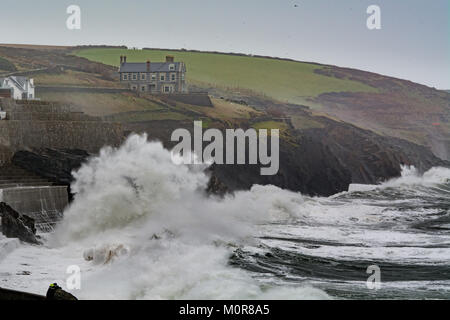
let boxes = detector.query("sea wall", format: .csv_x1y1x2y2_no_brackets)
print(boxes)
0,120,123,152
0,186,68,231
0,99,124,163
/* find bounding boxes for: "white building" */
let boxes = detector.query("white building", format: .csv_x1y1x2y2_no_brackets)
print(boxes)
0,76,35,100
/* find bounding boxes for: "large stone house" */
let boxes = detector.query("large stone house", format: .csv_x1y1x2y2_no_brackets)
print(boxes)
118,55,187,94
0,76,35,100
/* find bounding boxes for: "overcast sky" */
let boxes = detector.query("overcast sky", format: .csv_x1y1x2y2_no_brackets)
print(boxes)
1,0,448,89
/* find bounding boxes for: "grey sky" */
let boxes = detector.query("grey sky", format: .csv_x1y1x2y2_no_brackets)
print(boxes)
1,0,448,88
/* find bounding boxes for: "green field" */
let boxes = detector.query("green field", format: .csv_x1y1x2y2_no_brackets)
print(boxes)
74,48,377,106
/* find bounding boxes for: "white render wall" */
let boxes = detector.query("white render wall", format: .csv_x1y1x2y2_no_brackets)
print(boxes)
0,77,35,100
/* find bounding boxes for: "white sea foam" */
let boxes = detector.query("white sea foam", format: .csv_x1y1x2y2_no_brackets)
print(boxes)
1,135,449,299
0,134,326,299
349,166,450,192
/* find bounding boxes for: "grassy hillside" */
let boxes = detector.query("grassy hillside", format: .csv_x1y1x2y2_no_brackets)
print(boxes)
74,48,377,106
0,57,16,72
33,70,121,88
1,44,447,160
71,48,450,160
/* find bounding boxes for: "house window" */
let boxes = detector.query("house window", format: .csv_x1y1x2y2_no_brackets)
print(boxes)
169,64,175,71
141,85,146,92
151,73,156,81
132,73,137,80
164,86,171,93
171,73,176,81
160,73,166,81
141,73,146,80
181,74,185,81
131,85,137,90
123,73,129,80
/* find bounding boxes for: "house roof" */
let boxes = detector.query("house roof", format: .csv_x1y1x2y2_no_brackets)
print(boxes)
0,76,32,91
119,62,185,73
11,76,28,89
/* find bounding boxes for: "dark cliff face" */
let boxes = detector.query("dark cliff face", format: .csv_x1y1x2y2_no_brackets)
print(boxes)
301,121,449,185
207,137,351,197
126,115,448,196
10,117,448,199
123,120,353,196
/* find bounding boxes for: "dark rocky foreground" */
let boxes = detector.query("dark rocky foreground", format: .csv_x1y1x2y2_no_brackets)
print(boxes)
0,287,46,300
0,286,77,300
0,202,40,244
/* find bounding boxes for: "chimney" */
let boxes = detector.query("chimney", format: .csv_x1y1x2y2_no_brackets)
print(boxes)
166,55,174,63
120,55,123,64
146,60,150,72
124,56,127,63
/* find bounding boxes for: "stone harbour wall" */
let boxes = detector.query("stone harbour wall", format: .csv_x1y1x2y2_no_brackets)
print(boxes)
0,99,124,163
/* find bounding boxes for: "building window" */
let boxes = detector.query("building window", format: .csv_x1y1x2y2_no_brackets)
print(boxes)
171,73,176,81
164,86,171,93
169,64,175,71
160,73,166,81
151,73,156,81
132,73,137,80
141,85,146,92
123,73,128,80
141,73,146,80
181,74,185,81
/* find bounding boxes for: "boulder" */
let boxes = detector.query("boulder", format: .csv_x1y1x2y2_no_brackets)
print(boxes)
0,202,40,244
46,283,78,300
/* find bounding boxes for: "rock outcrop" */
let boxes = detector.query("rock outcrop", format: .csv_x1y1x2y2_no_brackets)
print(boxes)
12,148,89,199
0,202,40,244
302,119,450,185
46,283,78,300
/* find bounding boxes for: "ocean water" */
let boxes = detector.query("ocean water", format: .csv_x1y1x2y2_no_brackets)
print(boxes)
0,134,449,299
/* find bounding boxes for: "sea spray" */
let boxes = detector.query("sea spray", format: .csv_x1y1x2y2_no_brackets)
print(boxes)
0,135,450,299
48,134,326,299
3,136,448,299
379,165,450,188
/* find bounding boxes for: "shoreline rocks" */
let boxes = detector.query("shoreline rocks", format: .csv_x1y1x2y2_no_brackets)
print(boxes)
0,202,40,244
